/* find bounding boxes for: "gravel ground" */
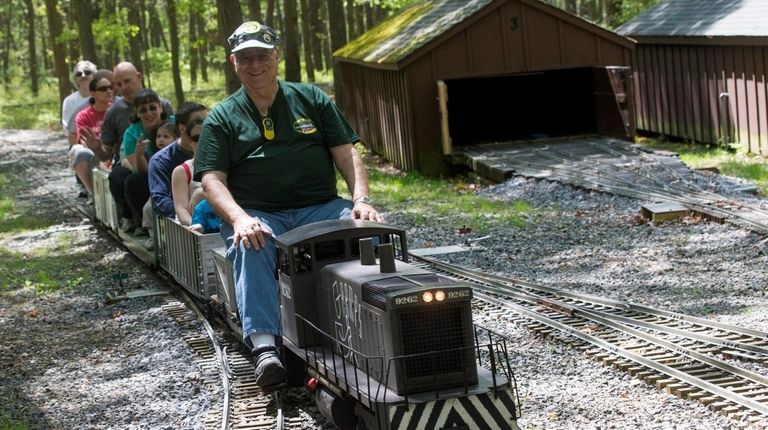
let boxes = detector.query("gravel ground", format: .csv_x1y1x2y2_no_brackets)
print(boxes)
2,129,768,429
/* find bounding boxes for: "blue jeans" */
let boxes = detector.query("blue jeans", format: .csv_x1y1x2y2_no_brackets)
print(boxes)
220,198,353,348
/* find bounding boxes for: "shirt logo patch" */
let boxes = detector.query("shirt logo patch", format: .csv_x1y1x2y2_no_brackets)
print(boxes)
293,118,317,134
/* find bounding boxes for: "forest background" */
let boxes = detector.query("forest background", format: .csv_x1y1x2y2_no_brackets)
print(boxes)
0,0,660,130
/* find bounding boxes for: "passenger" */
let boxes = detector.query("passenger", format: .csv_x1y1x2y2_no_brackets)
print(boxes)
80,61,173,232
194,21,383,389
71,70,114,202
62,60,97,146
189,199,221,234
140,121,178,246
171,117,204,226
120,89,172,235
61,60,97,197
148,102,207,219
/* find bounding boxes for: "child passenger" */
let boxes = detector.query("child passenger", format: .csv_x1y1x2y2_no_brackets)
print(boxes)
140,122,178,248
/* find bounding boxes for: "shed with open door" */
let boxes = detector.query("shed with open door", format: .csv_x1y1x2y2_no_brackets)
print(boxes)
335,0,636,175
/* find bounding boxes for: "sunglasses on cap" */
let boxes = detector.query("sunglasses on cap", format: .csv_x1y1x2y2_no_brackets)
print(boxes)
94,85,113,92
75,70,93,77
137,105,159,114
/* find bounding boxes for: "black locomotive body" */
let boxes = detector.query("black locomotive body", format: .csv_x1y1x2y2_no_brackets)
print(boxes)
274,220,520,430
90,170,521,429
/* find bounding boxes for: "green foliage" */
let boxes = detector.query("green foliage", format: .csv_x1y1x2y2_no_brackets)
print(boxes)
0,172,88,295
639,138,768,194
337,150,532,234
0,175,54,232
0,414,30,430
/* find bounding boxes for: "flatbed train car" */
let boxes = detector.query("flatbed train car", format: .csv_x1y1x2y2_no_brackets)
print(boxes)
91,166,522,430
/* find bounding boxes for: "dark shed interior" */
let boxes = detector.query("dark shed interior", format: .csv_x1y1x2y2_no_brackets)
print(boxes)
446,68,597,145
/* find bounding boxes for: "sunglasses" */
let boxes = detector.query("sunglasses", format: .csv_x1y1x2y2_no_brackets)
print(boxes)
75,70,93,77
137,105,159,115
189,134,201,142
94,85,113,92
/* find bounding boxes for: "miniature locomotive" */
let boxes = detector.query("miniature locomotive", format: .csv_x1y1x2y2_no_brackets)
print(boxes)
91,167,521,430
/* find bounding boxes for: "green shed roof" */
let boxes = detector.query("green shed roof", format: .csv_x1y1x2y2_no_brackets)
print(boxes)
335,0,492,65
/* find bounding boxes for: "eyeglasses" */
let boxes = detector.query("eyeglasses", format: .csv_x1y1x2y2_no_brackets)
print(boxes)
235,51,274,64
137,105,159,115
94,85,113,92
75,70,93,77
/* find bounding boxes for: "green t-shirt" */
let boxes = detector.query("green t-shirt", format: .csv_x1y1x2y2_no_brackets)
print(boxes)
194,81,359,212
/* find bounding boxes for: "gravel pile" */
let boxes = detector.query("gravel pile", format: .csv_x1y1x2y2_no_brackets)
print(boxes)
3,129,768,429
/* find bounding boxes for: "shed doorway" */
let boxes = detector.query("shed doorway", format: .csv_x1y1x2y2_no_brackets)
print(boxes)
444,68,596,145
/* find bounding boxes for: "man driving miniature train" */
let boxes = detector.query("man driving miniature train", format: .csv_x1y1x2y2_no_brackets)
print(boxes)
194,21,384,389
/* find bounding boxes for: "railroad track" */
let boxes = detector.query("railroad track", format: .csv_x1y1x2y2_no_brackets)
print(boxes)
461,138,768,234
412,253,768,427
9,147,304,430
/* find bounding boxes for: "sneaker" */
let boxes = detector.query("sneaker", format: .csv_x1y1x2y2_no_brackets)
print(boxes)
120,218,136,232
252,345,286,388
77,184,88,198
142,238,155,251
85,195,94,206
134,227,149,236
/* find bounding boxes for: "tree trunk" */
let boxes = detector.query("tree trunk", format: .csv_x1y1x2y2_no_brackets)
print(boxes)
167,0,184,105
197,13,209,82
189,9,198,86
24,0,38,95
215,0,243,94
63,2,78,69
327,0,346,99
266,0,275,27
39,13,50,71
151,13,168,50
2,4,12,88
309,0,324,71
363,2,374,32
125,0,145,74
44,0,69,116
248,0,262,21
75,0,98,66
320,0,332,73
353,3,364,38
300,0,314,82
345,0,355,40
283,0,301,82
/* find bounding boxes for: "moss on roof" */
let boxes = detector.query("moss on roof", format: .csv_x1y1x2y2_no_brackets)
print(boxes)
335,0,492,65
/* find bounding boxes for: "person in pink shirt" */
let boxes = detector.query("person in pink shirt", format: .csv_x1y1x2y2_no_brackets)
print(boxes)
71,70,114,201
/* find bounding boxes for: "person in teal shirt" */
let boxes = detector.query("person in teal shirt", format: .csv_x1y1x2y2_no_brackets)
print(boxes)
120,89,173,235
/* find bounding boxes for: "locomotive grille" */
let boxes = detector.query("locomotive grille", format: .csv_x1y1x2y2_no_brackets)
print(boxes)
397,303,473,382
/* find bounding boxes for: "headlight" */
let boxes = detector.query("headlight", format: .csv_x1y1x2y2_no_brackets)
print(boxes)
422,291,434,303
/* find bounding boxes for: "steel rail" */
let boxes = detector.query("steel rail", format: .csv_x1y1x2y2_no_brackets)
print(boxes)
412,253,768,415
473,290,768,415
177,290,232,430
499,148,768,233
413,254,768,349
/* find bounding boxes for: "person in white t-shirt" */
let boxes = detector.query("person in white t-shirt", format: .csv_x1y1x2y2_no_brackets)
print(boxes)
62,60,97,146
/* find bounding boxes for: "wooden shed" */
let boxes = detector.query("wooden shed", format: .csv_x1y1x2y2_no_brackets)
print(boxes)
335,0,636,175
617,0,768,153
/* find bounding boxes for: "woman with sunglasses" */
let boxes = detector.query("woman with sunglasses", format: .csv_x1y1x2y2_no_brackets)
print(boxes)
70,70,115,202
119,89,174,235
62,60,97,146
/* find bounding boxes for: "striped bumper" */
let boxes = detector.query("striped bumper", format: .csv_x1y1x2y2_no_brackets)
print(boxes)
388,390,520,430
